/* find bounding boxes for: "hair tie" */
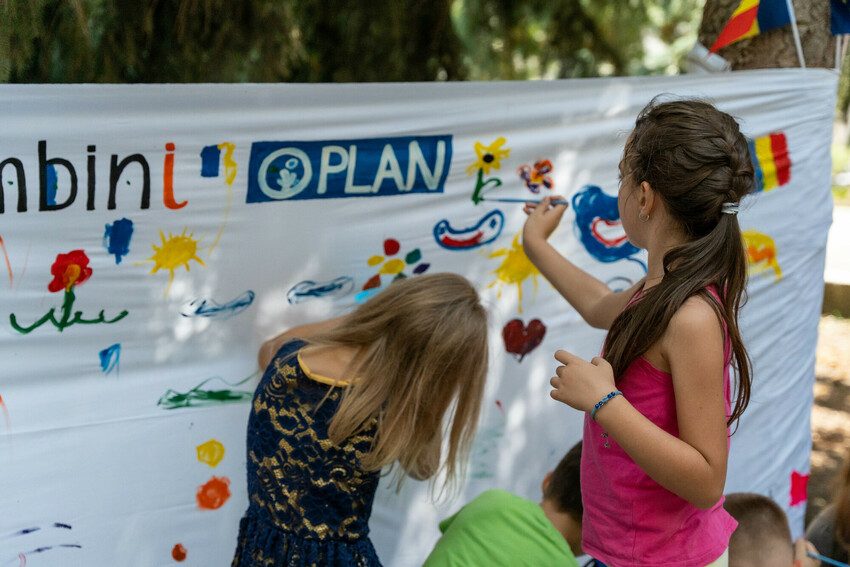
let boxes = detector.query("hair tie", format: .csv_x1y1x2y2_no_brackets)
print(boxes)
721,202,739,215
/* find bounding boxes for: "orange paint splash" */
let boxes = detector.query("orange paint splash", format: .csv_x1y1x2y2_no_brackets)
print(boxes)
171,543,187,562
196,476,231,510
742,230,782,281
0,235,13,286
0,394,10,430
163,142,188,210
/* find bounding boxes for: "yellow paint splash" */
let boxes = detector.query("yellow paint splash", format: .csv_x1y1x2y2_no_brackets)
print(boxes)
147,228,205,294
218,142,238,186
379,259,405,275
196,438,225,468
208,142,237,254
742,230,782,281
486,233,540,313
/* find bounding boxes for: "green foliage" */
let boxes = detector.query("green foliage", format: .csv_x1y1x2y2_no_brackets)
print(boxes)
1,0,704,83
454,0,703,79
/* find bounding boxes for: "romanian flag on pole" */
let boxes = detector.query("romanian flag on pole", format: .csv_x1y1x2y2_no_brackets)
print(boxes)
710,0,792,52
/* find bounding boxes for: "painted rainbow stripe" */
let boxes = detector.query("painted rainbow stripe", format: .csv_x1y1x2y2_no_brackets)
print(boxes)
749,132,790,192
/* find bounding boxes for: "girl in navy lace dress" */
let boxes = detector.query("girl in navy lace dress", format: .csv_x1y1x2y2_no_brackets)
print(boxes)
232,273,489,567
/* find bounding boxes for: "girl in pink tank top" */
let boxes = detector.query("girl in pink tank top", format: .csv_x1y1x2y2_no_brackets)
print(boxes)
522,99,755,566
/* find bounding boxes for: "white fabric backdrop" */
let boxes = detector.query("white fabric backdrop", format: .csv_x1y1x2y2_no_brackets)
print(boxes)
0,69,835,567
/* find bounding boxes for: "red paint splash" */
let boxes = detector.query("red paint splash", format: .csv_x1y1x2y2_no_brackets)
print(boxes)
171,543,187,562
362,274,381,290
383,239,400,256
790,470,809,506
502,319,547,362
196,476,231,510
0,394,10,430
47,250,92,293
0,235,12,286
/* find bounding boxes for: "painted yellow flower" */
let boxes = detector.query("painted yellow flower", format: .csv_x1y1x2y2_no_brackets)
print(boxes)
467,137,511,175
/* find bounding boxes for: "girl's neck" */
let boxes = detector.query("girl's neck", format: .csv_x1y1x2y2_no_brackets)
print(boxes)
643,224,687,290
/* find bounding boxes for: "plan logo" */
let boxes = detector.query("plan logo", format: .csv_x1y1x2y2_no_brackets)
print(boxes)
246,135,452,203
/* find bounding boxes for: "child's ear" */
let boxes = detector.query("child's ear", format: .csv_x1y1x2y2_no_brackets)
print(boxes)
541,471,553,494
640,181,655,210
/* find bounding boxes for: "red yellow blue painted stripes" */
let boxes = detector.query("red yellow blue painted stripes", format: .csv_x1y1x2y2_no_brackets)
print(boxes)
748,132,791,192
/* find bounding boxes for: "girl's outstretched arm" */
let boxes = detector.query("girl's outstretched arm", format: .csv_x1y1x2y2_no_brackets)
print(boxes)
550,297,729,509
258,315,348,370
523,196,641,329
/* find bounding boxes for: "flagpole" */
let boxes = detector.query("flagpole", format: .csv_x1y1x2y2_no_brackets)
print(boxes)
837,35,842,71
784,0,806,68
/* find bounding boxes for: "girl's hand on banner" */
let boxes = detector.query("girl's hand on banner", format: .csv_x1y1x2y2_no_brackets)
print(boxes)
550,350,615,412
522,195,568,243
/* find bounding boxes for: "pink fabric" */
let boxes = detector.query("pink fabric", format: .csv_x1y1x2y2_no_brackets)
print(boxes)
580,290,738,567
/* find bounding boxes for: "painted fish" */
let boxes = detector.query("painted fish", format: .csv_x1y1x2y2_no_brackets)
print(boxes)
287,277,354,304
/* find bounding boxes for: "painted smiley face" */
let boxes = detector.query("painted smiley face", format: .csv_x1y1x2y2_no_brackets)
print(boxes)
571,185,640,264
433,209,505,251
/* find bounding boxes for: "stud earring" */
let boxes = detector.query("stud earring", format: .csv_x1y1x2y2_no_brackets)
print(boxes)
639,212,650,222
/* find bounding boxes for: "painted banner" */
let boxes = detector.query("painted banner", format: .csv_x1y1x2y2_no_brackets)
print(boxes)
0,70,835,566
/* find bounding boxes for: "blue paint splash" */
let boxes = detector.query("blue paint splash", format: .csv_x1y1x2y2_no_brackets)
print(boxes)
354,288,380,304
46,164,58,206
103,218,134,264
181,290,255,319
287,277,354,304
200,145,221,177
99,343,121,376
433,209,505,251
571,185,646,270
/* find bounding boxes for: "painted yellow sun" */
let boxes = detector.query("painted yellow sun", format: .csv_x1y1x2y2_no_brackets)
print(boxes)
487,233,540,313
147,228,205,293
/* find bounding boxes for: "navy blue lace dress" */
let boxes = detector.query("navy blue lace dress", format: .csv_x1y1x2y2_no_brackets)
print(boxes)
232,339,382,567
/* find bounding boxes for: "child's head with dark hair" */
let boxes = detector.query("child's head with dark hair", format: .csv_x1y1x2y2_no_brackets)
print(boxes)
724,492,793,567
543,441,582,519
541,441,582,556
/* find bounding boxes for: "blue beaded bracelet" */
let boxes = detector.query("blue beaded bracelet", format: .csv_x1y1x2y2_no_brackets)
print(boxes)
591,390,623,421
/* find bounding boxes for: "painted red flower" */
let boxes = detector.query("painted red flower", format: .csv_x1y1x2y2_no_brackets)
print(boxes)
48,249,93,293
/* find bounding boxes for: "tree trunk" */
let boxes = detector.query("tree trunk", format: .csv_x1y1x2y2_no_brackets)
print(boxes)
698,0,834,69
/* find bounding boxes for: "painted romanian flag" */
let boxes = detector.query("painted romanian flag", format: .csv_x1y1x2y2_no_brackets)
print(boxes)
748,132,791,192
710,0,792,52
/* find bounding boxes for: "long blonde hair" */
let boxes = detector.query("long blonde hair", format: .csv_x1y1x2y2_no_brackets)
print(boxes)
308,273,488,488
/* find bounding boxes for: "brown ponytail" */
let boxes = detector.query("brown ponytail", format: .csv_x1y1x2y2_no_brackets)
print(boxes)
605,98,753,428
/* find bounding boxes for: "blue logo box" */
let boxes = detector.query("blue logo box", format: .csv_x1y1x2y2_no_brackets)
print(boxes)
246,135,452,203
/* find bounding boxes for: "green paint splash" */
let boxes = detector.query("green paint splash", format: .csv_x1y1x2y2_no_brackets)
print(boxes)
157,372,259,410
9,289,128,334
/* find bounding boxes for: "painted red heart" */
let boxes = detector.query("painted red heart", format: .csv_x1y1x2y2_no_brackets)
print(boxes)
502,318,546,362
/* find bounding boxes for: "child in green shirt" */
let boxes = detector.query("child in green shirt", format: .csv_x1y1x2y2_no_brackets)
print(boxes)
424,442,582,567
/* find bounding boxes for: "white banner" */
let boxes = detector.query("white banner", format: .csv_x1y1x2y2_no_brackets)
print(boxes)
0,69,835,566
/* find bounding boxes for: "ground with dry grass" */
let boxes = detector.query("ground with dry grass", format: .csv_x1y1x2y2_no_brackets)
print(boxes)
807,315,850,525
